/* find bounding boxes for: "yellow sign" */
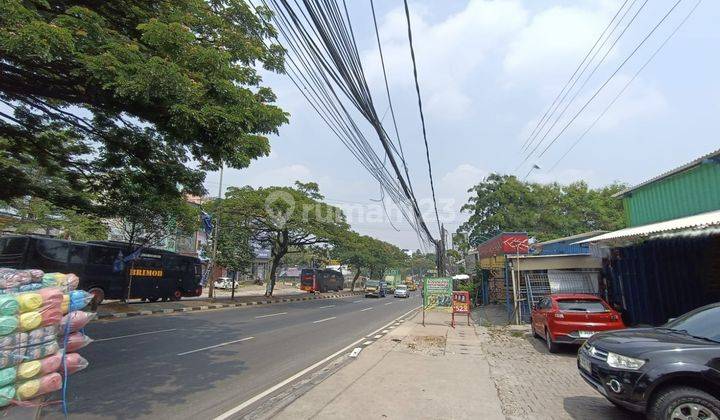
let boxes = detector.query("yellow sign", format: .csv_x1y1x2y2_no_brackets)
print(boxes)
129,269,163,277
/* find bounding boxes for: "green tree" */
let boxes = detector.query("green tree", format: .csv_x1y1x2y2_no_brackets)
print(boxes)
0,0,287,215
0,197,107,240
461,173,625,245
220,183,349,296
332,232,406,290
404,250,435,279
109,196,199,249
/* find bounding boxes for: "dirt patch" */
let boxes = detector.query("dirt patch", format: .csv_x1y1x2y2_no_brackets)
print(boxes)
403,335,446,356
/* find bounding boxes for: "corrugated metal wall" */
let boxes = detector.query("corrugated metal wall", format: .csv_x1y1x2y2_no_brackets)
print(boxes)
624,162,720,227
606,232,720,325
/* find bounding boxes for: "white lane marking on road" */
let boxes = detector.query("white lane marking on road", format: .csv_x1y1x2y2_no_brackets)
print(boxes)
352,300,363,303
312,317,337,324
384,302,393,306
319,305,336,309
177,337,254,356
95,329,177,342
360,307,373,312
214,306,421,420
254,312,287,319
373,334,383,339
363,340,374,345
382,330,389,334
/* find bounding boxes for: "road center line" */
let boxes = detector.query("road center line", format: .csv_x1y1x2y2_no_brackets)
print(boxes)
214,306,420,420
255,312,287,319
352,300,363,303
319,305,336,309
360,307,373,312
384,302,393,305
95,329,177,342
177,337,254,356
312,317,337,324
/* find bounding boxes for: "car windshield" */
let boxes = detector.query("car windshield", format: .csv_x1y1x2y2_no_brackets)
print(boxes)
664,305,720,342
366,280,379,287
396,285,407,290
556,299,607,313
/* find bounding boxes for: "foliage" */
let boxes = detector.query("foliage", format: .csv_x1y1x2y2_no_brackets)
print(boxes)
460,173,626,245
108,196,199,248
0,197,107,240
0,0,288,215
219,183,349,295
403,250,436,278
332,231,407,290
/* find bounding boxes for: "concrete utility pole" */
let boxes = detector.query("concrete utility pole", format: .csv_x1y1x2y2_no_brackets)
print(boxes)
209,165,224,300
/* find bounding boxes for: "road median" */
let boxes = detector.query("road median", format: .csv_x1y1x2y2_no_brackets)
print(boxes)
96,291,365,320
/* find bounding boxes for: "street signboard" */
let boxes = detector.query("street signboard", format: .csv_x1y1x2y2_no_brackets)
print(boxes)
423,277,453,312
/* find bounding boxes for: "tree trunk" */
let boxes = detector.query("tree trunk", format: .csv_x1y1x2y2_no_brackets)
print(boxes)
266,230,289,297
350,269,361,292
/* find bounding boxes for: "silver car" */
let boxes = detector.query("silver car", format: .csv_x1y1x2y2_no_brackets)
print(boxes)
394,284,409,298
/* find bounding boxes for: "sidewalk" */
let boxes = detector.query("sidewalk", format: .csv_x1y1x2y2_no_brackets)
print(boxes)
273,311,504,420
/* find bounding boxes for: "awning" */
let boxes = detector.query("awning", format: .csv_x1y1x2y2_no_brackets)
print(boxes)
574,209,720,244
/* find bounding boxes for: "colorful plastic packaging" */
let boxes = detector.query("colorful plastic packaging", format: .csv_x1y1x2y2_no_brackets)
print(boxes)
15,372,62,401
0,385,14,407
0,317,18,336
0,367,16,388
60,311,96,333
0,296,19,317
64,333,92,353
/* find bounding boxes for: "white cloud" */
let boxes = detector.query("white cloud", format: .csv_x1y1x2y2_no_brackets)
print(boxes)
439,163,487,212
362,0,528,120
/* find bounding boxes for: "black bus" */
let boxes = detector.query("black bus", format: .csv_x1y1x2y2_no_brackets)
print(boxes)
0,235,203,304
299,268,344,293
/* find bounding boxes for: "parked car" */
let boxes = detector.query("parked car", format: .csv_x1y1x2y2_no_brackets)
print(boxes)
531,294,625,353
394,284,409,298
577,302,720,419
364,279,386,298
214,277,236,290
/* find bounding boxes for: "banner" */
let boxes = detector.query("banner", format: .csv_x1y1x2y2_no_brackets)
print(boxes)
423,277,453,312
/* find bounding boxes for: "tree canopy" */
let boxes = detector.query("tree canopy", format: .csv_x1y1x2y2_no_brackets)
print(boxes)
0,0,287,215
460,173,626,245
218,183,349,296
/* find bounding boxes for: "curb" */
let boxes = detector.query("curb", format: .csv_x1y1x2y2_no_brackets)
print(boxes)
97,291,366,320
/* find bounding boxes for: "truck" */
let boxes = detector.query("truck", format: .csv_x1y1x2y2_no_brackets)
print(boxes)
383,269,402,294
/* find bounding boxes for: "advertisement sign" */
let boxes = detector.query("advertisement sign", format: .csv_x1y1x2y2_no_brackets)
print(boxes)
423,277,453,312
477,233,529,258
452,291,471,327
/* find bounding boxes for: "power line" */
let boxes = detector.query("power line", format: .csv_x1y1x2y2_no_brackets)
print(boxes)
535,0,686,160
402,0,442,240
518,0,649,169
519,0,633,153
550,0,703,171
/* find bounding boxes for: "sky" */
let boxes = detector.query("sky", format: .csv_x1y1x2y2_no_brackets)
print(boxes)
204,0,720,251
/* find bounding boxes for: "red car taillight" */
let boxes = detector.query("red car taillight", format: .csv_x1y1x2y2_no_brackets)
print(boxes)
610,314,619,321
554,312,564,319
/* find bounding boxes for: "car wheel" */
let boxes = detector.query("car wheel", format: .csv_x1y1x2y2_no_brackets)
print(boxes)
545,329,559,353
532,324,541,339
147,297,159,303
88,287,105,306
170,290,182,301
649,386,720,420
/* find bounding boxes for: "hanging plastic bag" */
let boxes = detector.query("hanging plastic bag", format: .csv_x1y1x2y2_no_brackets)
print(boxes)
63,333,93,353
0,316,19,337
0,385,14,407
60,311,96,333
0,366,16,388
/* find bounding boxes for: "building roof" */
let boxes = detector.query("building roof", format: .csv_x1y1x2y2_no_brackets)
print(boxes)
574,209,720,244
614,148,720,198
536,231,607,245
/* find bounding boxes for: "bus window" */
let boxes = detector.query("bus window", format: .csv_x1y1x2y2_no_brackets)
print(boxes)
36,239,69,263
69,245,88,265
0,237,28,266
88,247,121,266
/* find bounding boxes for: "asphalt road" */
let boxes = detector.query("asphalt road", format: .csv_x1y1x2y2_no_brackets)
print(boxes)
42,292,421,420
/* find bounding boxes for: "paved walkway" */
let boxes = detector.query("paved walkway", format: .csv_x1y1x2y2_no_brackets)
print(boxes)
273,311,504,420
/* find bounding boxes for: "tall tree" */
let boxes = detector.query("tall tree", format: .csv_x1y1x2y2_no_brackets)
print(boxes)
461,173,625,245
0,197,107,240
220,183,349,296
0,0,287,215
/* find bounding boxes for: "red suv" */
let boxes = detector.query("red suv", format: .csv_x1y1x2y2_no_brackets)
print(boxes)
531,294,625,353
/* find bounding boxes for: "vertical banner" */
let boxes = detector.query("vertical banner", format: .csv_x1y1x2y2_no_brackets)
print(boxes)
423,277,453,312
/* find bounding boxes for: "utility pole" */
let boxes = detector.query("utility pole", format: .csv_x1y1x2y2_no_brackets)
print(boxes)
209,165,224,300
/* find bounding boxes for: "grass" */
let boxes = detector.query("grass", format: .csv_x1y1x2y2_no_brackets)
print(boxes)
510,331,526,338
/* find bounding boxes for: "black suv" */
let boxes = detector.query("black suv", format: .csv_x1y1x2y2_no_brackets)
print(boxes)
578,303,720,419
